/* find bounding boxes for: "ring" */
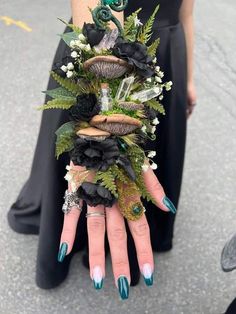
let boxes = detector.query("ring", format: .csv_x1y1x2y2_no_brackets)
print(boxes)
86,212,105,218
62,190,82,214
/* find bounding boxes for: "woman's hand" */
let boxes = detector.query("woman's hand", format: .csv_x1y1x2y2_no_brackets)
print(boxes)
187,79,197,118
58,162,176,300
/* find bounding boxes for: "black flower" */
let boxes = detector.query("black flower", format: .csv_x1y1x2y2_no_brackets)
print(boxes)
82,23,106,47
113,38,154,78
70,138,120,171
52,55,79,78
69,93,100,122
77,182,117,207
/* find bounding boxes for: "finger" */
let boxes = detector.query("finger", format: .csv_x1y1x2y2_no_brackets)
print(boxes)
87,204,105,290
106,204,130,300
128,214,154,286
58,206,81,262
143,165,176,213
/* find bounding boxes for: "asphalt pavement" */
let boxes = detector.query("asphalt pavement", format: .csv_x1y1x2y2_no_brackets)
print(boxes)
0,0,236,313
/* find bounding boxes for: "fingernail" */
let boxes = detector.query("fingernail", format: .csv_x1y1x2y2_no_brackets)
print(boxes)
57,243,68,262
163,196,176,214
142,264,153,286
117,276,129,300
92,266,103,290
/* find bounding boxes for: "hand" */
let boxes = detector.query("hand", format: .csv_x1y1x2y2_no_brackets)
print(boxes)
187,80,197,119
58,162,176,299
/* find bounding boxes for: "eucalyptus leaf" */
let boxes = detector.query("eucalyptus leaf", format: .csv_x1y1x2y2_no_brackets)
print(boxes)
59,31,79,46
42,87,76,101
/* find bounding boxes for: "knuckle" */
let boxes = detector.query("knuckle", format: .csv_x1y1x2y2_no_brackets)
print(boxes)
88,218,105,234
138,249,151,260
109,227,126,242
133,222,149,237
113,259,128,269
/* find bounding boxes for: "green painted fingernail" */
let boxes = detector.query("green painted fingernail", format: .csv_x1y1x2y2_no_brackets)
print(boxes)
92,266,103,290
142,263,153,286
57,243,68,262
163,196,176,214
117,276,129,300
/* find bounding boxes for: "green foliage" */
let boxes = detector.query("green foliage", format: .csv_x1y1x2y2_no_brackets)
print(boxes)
37,98,75,110
120,133,139,146
127,145,145,175
110,164,129,184
102,105,143,119
42,87,76,101
50,71,81,95
59,31,79,46
145,99,165,115
123,8,142,41
135,173,156,203
147,38,160,57
137,5,159,44
57,18,82,33
94,168,118,198
55,122,75,159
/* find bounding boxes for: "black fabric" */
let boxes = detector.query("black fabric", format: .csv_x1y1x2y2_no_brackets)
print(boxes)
8,0,187,289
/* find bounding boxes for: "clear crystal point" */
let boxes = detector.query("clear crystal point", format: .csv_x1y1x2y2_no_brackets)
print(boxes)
115,76,135,101
130,86,162,102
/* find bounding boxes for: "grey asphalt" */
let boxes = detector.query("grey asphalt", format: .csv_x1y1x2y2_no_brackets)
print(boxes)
0,1,236,313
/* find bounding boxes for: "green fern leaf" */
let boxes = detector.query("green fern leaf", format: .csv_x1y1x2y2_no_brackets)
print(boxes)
37,98,75,110
50,71,81,95
123,8,142,41
145,99,165,115
42,87,76,101
147,38,160,57
110,165,129,184
55,122,75,159
137,4,159,44
94,169,118,198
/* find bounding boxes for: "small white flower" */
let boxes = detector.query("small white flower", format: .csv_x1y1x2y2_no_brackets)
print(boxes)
148,151,156,158
165,81,173,91
134,16,143,26
146,78,152,83
159,95,163,100
70,40,76,48
71,51,78,58
78,42,86,49
155,76,162,83
84,44,91,51
158,71,164,78
151,126,156,134
155,66,160,72
152,117,159,125
67,62,74,70
141,125,147,133
153,57,157,64
60,65,68,72
142,164,149,172
66,70,74,78
78,33,86,41
150,162,157,170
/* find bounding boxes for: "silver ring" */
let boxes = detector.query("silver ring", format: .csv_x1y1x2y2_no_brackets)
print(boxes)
86,212,105,218
62,190,82,215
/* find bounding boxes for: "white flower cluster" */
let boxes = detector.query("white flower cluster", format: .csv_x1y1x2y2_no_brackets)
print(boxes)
70,33,91,52
60,62,75,78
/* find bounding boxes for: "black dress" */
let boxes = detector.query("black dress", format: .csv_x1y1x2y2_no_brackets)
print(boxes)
8,0,187,289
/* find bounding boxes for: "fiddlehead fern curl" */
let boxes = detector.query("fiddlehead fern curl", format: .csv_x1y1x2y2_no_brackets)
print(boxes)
92,0,129,35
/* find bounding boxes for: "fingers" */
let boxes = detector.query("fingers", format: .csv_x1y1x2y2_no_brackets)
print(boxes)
106,204,130,300
143,165,176,213
87,205,105,290
58,206,81,262
128,214,154,286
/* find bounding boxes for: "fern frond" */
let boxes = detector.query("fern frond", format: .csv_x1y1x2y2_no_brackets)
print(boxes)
55,122,75,159
137,5,159,44
37,98,75,110
110,165,129,184
147,38,160,57
123,8,142,41
120,133,139,146
145,99,165,115
94,169,118,198
50,71,81,95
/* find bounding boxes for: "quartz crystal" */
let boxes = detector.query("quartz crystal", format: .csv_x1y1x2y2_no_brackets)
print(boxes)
115,76,135,101
94,29,119,52
130,86,162,103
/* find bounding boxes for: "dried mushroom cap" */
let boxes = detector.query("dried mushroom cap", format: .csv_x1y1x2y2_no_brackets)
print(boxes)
83,55,129,69
90,114,142,127
76,127,111,138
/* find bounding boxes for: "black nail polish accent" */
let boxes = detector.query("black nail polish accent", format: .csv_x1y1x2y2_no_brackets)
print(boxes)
163,196,176,214
57,243,68,262
117,276,129,300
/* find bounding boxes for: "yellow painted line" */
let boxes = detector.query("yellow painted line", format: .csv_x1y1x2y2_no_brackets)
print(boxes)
0,16,32,32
